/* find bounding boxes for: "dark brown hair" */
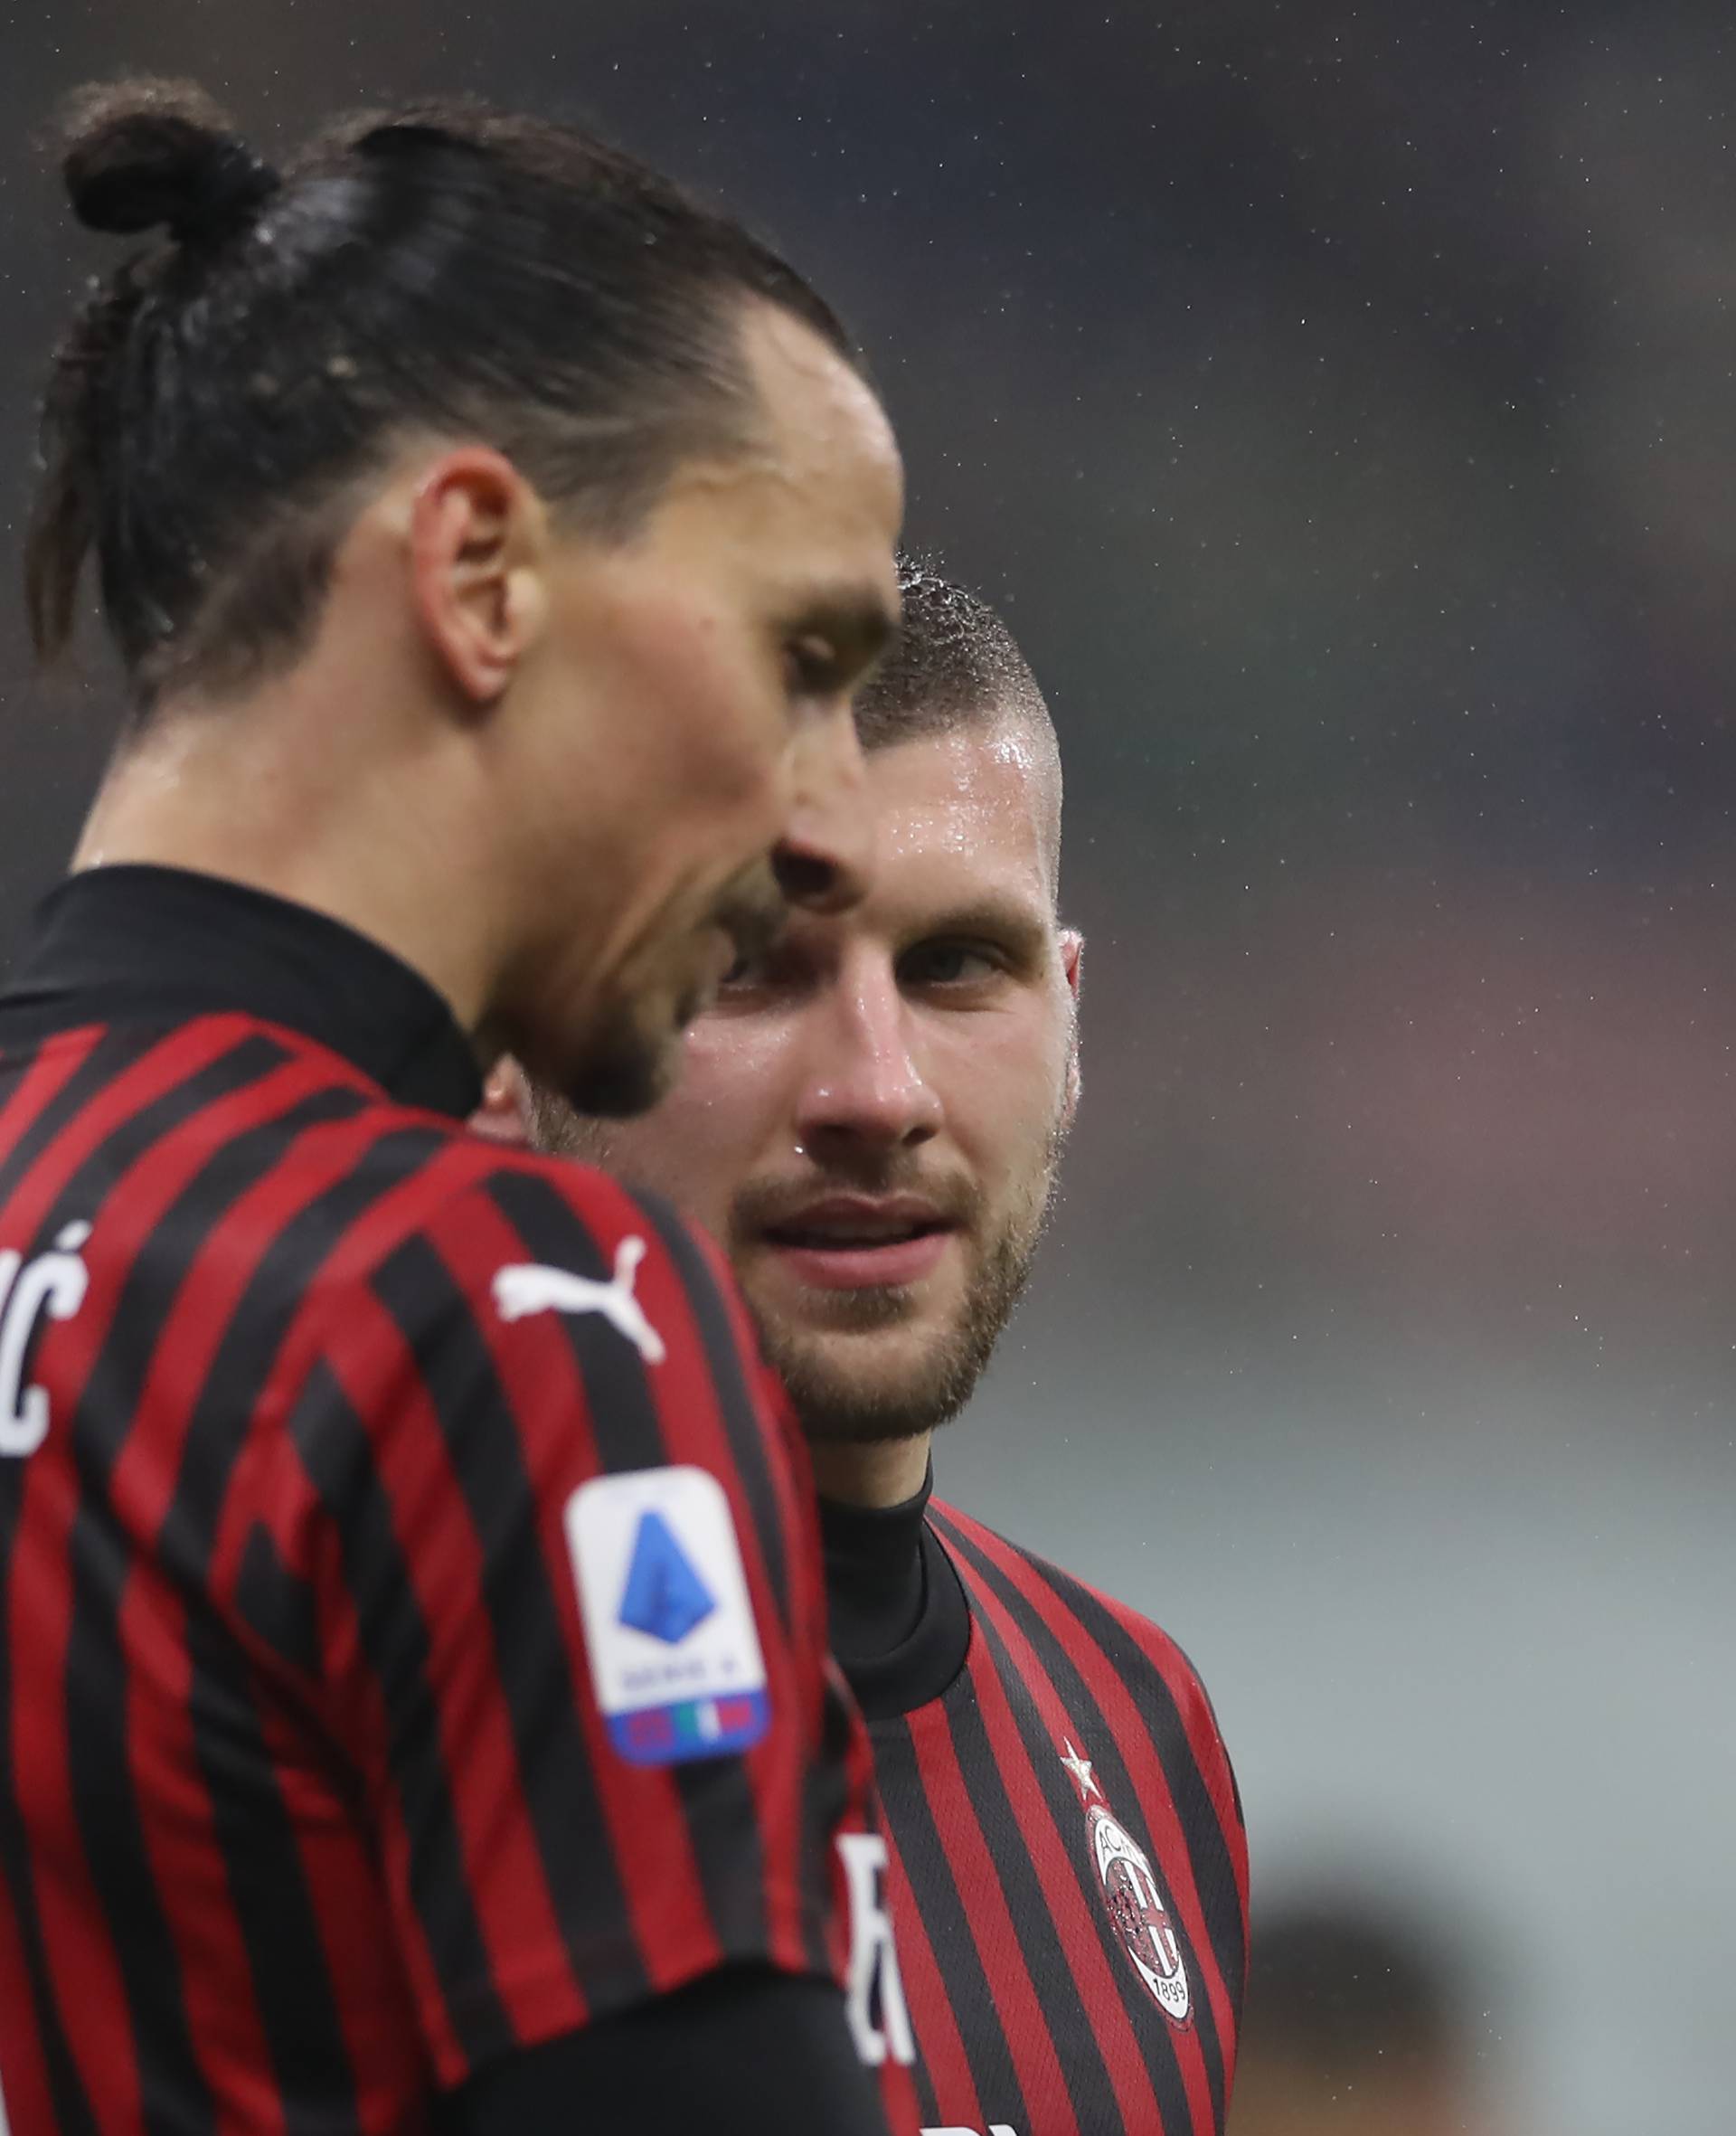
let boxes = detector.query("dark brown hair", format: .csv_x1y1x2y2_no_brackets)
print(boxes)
27,79,858,704
854,553,1052,751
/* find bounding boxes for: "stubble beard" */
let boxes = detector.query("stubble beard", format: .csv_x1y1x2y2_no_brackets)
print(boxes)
527,1079,1074,1449
739,1140,1066,1448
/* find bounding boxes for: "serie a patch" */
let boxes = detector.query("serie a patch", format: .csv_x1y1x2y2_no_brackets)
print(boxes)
565,1465,771,1766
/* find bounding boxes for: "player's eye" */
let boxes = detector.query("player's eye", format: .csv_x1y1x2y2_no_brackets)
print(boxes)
900,940,1002,988
782,634,846,700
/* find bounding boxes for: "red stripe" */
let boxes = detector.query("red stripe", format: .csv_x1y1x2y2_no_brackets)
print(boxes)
628,1195,826,1979
0,1816,58,2136
939,1512,1238,2127
589,1179,835,1872
917,1688,1081,2136
877,1806,983,2131
121,1575,286,2136
941,1511,1245,2070
3,1022,264,2133
439,1169,826,1988
960,1563,1221,2127
316,1275,594,2074
43,1061,433,2125
245,1687,427,2134
7,1364,145,2131
965,1624,1190,2132
426,1188,729,2000
32,1050,379,2133
0,1025,105,1156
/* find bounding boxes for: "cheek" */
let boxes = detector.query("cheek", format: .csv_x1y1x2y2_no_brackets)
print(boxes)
612,1058,785,1234
936,1027,1070,1173
613,609,784,807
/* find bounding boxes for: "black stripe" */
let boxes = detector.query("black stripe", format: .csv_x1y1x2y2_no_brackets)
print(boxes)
0,1026,170,2136
984,1527,1246,2037
480,1168,775,1975
868,1711,1031,2134
634,1196,840,1971
156,1114,449,2124
52,1033,308,2136
68,1054,380,2136
0,1027,295,2135
636,1198,792,1630
935,1514,1225,2131
939,1637,1141,2136
371,1218,660,2013
234,1526,321,1675
288,1357,517,2069
0,1459,101,2136
0,1025,158,1208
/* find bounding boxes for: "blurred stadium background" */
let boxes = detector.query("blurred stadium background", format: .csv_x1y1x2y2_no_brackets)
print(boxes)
3,5,1731,2130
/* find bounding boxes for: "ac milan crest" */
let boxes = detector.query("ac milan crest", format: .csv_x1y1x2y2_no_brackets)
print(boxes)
1060,1738,1192,2027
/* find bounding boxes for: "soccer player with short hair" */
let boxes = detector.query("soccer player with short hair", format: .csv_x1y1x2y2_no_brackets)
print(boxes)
0,80,911,2136
509,560,1250,2136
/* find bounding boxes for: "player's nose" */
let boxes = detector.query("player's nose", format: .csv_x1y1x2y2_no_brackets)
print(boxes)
772,704,870,917
795,955,940,1151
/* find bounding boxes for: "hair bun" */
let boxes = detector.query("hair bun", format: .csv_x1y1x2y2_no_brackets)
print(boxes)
60,77,279,243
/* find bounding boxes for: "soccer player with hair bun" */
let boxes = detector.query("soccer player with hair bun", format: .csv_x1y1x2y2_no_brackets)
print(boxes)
0,77,914,2136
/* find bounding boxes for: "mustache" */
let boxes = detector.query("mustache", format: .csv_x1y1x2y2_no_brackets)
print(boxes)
730,1161,985,1241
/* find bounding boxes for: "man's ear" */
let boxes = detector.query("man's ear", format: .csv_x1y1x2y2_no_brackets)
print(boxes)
408,448,550,706
470,1054,535,1146
1061,929,1084,1128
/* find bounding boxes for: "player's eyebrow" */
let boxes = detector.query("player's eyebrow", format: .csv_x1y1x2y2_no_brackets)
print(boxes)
904,894,1054,965
778,582,898,672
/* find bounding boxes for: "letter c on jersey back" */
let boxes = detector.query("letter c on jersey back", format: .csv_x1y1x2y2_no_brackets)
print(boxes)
0,1224,91,1458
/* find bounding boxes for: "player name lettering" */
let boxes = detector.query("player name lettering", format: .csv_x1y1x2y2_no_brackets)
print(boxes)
0,1224,91,1459
836,1832,915,2071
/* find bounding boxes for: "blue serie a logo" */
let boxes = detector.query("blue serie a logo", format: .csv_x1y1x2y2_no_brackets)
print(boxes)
566,1467,773,1769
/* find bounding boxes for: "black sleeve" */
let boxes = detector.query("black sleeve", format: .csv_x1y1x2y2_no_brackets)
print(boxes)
438,1968,893,2136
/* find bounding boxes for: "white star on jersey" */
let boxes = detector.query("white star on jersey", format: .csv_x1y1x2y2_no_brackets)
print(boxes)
1060,1738,1100,1800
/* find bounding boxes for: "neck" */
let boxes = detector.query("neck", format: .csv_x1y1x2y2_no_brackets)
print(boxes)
73,686,505,1045
809,1431,934,1510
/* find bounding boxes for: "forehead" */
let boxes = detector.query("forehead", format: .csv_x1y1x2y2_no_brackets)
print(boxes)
656,303,903,619
853,722,1056,924
734,306,901,523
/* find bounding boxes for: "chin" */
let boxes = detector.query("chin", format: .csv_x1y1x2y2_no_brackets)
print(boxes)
763,1328,984,1446
554,1012,681,1120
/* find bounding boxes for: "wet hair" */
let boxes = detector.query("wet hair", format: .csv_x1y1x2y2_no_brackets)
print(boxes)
26,77,858,704
857,553,1062,893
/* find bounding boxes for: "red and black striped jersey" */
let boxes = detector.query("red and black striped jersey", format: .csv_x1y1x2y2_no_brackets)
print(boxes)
0,866,904,2136
831,1490,1248,2136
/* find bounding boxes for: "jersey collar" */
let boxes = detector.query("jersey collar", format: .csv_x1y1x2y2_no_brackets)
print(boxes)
820,1463,974,1722
3,864,484,1120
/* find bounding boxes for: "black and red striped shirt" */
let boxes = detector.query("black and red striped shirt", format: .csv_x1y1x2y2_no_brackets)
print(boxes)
0,865,900,2135
825,1483,1248,2136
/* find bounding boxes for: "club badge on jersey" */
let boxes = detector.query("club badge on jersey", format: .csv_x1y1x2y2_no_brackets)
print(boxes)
1061,1738,1192,2027
566,1465,771,1765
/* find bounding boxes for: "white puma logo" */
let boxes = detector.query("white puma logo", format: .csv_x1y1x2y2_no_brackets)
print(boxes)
492,1235,666,1366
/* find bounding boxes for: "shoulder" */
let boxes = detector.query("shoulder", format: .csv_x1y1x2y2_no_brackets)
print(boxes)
267,1110,759,1427
927,1496,1234,1777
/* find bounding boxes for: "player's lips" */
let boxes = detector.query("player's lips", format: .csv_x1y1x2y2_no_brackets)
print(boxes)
760,1196,957,1290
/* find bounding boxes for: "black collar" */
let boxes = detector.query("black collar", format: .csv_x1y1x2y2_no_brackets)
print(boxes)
819,1463,973,1722
1,865,485,1120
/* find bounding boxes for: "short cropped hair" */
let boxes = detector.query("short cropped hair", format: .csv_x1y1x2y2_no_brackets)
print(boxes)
855,555,1062,896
